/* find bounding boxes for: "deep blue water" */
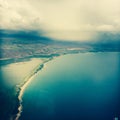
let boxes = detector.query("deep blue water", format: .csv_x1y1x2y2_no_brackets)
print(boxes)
21,52,120,120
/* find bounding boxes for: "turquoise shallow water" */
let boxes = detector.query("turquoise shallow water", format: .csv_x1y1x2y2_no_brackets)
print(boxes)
21,52,120,120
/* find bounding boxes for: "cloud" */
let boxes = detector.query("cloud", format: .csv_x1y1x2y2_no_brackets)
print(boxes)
0,0,120,41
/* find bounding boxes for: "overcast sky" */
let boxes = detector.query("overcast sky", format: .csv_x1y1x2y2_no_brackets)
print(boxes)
0,0,120,41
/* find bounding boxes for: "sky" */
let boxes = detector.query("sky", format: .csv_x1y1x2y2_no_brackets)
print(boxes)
0,0,120,41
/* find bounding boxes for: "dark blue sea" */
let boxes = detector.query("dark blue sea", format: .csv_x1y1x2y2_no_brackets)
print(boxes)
20,52,120,120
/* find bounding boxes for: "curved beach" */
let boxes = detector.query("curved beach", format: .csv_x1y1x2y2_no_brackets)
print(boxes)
15,58,53,120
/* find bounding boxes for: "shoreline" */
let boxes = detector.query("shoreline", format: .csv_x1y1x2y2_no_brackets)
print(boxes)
14,57,53,120
1,52,119,120
0,54,61,120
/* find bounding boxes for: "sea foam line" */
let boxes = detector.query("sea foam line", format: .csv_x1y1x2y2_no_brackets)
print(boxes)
15,75,35,120
15,58,52,120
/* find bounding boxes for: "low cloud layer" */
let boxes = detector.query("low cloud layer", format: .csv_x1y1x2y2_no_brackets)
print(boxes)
0,0,120,41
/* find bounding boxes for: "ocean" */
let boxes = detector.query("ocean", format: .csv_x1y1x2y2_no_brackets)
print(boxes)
20,52,120,120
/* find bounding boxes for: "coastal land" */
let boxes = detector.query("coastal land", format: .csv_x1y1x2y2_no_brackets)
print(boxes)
0,58,47,120
0,30,120,120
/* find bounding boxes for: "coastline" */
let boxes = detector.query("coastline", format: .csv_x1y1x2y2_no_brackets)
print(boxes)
1,52,119,120
14,57,53,120
0,56,54,120
0,53,80,120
